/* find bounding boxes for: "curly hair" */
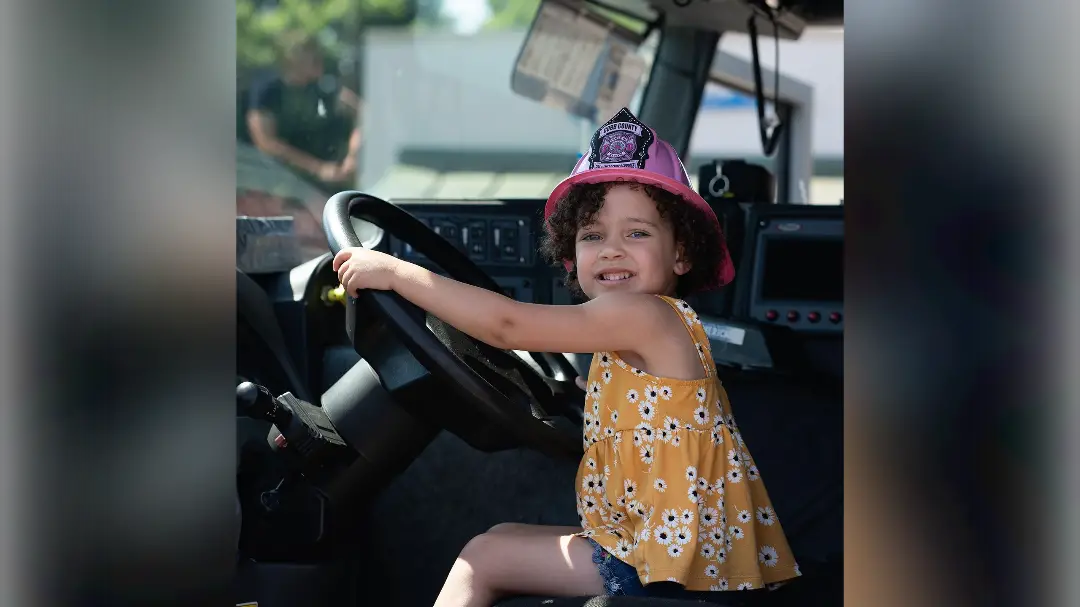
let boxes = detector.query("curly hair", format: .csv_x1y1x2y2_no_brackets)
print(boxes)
539,182,728,299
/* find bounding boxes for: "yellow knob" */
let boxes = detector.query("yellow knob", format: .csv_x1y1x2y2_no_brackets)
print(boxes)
326,284,347,305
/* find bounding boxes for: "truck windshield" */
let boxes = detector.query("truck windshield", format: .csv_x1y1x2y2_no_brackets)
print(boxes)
235,0,839,261
237,0,653,259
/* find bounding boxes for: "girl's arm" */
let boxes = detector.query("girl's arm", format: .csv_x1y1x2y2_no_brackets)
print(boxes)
335,248,670,354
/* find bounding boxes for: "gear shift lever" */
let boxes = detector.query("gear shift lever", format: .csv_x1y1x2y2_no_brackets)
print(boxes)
235,380,352,486
237,381,293,430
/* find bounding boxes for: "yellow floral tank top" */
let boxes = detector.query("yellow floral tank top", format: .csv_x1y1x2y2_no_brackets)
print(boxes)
574,296,800,592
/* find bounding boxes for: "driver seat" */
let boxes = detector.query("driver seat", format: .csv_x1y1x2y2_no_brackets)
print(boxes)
495,557,841,606
498,599,731,606
237,268,313,402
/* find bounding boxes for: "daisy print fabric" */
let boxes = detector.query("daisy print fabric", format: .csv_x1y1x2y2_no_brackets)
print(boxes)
573,296,800,592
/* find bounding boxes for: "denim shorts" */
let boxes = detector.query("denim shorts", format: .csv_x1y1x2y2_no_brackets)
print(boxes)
586,538,732,601
587,538,648,596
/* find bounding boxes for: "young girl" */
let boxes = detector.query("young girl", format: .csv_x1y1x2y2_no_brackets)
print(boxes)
333,108,800,606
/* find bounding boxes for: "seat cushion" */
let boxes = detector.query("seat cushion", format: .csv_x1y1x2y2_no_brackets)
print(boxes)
496,597,738,606
495,558,841,607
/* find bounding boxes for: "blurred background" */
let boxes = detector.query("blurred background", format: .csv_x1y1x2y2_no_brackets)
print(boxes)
1,0,1078,606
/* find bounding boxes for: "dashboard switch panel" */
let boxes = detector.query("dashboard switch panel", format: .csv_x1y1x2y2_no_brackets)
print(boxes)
492,219,529,264
386,208,534,269
380,200,550,304
465,221,488,261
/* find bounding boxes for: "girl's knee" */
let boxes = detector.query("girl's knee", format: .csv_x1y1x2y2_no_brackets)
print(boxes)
459,529,505,563
486,522,525,535
457,529,515,590
459,525,534,572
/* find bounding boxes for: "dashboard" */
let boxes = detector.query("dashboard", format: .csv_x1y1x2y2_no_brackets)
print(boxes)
360,199,844,333
239,196,842,402
362,199,579,306
332,197,843,378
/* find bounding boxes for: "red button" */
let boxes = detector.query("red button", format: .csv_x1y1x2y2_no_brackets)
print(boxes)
765,310,778,321
829,312,842,324
787,310,800,322
807,312,821,323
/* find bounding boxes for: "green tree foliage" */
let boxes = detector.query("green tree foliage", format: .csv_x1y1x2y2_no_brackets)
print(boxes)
415,0,452,28
483,0,541,30
237,0,418,70
484,0,648,34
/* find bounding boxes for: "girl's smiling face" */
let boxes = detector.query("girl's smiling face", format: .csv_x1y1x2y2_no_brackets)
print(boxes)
574,184,691,299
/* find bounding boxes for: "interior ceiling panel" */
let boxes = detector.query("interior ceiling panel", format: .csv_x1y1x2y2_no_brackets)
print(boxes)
591,0,843,29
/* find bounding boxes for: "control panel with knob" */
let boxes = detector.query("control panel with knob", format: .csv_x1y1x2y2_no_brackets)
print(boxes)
758,306,843,332
742,205,843,335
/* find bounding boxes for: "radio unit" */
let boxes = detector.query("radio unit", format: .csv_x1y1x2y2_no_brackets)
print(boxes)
736,205,843,334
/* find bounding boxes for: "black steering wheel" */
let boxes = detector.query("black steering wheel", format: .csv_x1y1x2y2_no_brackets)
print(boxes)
323,191,585,459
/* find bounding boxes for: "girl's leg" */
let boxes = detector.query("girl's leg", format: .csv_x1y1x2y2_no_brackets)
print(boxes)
433,523,605,607
484,523,581,537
